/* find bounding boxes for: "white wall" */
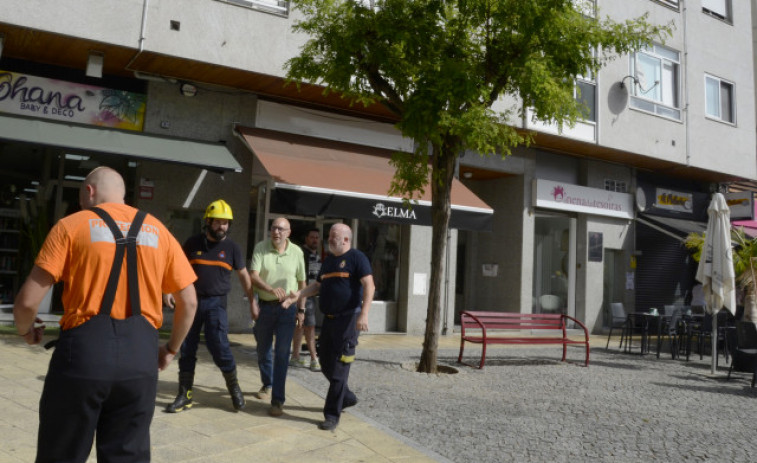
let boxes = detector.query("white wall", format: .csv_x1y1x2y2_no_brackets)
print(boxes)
1,0,143,47
597,0,756,180
2,0,307,79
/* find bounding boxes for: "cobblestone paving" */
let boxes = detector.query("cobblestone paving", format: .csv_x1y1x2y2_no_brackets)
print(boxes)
288,345,757,463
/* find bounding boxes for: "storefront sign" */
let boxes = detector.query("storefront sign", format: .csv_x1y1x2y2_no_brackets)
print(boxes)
654,188,693,213
725,191,754,220
0,70,146,131
270,187,493,231
371,202,417,221
533,179,633,219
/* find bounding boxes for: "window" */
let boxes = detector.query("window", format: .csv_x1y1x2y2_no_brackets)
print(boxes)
629,45,681,120
357,221,400,301
215,0,288,16
574,48,596,122
702,0,731,22
575,79,596,123
705,74,734,123
655,0,679,8
604,179,628,193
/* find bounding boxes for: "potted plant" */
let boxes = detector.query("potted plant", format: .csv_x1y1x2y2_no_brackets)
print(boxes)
685,227,757,322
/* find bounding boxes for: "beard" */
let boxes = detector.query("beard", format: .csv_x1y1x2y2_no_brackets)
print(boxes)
208,228,227,241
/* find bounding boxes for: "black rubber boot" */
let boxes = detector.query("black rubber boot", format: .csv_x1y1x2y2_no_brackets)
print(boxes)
223,369,246,411
166,372,194,413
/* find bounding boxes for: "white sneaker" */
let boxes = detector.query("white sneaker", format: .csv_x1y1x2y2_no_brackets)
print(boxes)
289,357,307,368
310,358,321,372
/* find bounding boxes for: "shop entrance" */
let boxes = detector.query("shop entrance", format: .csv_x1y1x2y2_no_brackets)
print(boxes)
532,213,576,318
0,140,136,313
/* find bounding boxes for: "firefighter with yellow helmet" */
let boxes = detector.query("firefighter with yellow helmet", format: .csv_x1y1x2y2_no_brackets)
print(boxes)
165,199,254,412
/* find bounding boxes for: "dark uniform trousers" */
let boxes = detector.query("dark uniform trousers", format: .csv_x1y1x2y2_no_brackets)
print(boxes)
317,311,359,422
178,295,235,374
37,314,159,463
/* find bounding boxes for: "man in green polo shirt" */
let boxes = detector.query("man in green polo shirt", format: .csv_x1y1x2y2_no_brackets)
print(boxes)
249,217,306,417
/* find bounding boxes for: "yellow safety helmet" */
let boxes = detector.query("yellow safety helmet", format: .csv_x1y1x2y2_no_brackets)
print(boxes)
204,199,233,221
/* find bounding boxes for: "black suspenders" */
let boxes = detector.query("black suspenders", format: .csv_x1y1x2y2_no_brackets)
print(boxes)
45,207,148,350
90,207,147,317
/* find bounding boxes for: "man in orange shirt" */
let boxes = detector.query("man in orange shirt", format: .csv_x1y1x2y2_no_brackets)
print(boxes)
13,166,197,463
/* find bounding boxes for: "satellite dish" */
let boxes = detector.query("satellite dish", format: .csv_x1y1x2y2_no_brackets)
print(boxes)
636,188,646,212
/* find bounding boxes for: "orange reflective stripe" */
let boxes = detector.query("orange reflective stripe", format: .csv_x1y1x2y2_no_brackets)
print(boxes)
189,258,233,271
321,272,350,279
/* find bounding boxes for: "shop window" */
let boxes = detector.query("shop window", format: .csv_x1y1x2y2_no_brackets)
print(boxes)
702,0,731,23
629,44,681,120
532,215,575,317
705,74,734,124
357,221,400,302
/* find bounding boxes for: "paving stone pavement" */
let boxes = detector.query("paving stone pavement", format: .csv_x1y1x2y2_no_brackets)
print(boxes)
0,332,442,463
2,330,757,462
288,335,757,463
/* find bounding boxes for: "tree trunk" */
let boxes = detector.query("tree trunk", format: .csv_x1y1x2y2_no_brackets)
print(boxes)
417,143,456,374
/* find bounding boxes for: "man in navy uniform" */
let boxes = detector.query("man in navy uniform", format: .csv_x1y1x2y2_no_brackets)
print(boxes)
165,199,254,413
287,223,374,431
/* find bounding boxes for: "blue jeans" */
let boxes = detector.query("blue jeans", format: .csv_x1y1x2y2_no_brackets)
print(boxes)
179,296,236,374
254,300,296,404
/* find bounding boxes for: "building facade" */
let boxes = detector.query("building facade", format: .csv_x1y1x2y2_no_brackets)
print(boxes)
0,0,754,334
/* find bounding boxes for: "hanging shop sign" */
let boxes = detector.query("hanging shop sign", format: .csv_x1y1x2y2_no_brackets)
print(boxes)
725,191,754,220
532,179,633,219
0,70,146,131
653,188,693,214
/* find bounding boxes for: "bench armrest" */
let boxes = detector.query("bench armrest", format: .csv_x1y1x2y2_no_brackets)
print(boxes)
461,311,487,342
562,314,590,342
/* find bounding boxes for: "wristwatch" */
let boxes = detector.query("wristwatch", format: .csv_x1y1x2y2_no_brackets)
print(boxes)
297,309,306,314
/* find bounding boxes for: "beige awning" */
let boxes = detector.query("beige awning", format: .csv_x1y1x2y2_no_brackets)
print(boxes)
236,126,493,230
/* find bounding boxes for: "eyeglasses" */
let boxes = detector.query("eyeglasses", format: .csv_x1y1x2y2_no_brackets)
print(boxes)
271,226,290,233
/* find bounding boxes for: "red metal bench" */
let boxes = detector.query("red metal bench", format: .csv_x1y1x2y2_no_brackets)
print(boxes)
458,311,590,368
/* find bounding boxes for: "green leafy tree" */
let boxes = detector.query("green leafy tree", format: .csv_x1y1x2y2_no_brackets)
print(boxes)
287,0,671,372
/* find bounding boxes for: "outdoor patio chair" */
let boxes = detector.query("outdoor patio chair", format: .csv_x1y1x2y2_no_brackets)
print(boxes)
663,307,686,360
685,310,732,365
606,302,628,350
727,321,757,387
663,305,677,317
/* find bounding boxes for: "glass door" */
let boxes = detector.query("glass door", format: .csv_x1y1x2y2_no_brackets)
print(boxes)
532,214,576,317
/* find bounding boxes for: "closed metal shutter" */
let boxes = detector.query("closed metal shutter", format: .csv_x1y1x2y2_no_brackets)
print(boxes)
635,221,696,312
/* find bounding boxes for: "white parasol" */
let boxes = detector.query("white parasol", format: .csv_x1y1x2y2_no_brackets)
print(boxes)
695,193,736,374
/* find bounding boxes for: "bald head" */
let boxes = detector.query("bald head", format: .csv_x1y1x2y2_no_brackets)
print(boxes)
328,223,352,256
79,167,126,209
